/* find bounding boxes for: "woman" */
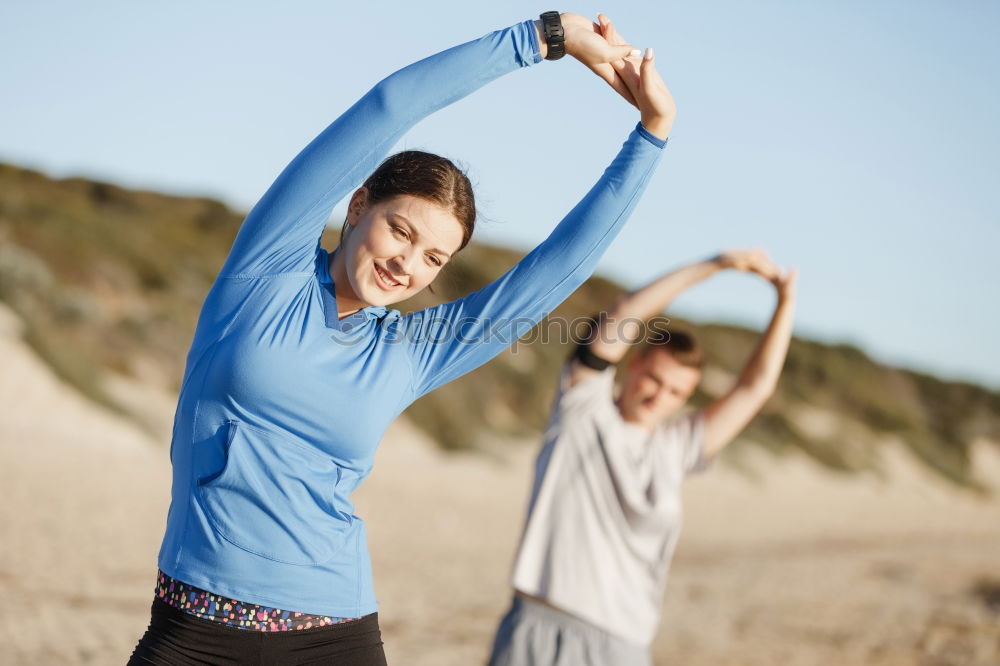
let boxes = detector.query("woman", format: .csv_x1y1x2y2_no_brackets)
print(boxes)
129,11,675,665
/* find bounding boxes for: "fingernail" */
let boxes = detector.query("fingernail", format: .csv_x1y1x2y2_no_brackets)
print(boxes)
630,48,641,58
644,47,654,60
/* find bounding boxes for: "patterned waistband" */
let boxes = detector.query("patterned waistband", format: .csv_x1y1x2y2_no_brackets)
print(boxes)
155,570,360,632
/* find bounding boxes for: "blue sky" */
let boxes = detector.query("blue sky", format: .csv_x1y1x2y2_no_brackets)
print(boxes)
2,1,998,387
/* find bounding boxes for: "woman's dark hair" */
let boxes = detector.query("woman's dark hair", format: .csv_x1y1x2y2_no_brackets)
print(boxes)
341,150,476,251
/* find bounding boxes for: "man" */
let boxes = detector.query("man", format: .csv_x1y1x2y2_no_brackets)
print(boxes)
488,249,798,666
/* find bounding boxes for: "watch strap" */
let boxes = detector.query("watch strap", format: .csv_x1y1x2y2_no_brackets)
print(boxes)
573,341,616,371
539,11,565,61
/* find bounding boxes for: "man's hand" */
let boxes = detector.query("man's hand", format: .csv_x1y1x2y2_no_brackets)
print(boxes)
773,267,799,303
713,248,796,302
713,248,782,282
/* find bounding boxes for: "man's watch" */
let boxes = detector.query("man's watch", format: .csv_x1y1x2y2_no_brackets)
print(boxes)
539,11,565,61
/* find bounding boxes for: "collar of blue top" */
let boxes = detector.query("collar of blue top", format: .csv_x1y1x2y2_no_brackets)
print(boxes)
316,248,399,332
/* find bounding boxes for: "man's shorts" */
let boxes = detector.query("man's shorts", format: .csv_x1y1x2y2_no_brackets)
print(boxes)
487,596,652,666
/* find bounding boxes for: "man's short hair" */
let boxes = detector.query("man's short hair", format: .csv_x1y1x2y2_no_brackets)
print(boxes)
638,328,703,369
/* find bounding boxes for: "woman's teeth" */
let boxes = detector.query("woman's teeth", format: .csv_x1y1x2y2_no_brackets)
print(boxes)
376,265,401,287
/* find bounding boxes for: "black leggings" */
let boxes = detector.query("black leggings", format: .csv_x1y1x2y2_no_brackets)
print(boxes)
128,597,388,665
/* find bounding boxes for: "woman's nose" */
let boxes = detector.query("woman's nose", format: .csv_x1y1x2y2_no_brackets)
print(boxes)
388,252,414,277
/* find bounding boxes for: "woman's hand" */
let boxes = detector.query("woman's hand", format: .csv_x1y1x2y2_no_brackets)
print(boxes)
599,14,677,140
563,13,642,107
536,13,641,106
594,14,639,108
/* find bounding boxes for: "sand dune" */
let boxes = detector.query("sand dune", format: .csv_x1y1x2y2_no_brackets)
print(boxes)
1,302,997,665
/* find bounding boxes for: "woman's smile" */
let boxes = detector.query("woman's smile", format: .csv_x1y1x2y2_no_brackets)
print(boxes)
373,263,405,290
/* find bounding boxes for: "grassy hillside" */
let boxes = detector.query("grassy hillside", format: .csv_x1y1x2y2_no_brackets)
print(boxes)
1,163,997,488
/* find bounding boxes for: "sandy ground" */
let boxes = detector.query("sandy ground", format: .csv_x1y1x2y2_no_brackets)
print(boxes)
1,301,998,666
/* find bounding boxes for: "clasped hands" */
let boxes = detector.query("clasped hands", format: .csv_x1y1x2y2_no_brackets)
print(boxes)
539,13,676,139
714,249,799,302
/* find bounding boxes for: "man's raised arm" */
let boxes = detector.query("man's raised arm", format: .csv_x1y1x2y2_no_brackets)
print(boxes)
702,266,798,458
567,249,782,387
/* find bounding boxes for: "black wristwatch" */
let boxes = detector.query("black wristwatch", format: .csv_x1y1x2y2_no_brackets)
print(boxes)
573,341,615,371
539,11,565,61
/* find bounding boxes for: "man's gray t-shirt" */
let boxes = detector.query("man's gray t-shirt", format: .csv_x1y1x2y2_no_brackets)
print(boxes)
510,365,709,646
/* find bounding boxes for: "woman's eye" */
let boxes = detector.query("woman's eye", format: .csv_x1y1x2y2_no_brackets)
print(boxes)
390,225,409,240
426,254,442,267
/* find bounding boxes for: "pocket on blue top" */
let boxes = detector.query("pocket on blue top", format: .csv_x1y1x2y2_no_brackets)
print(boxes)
196,420,350,566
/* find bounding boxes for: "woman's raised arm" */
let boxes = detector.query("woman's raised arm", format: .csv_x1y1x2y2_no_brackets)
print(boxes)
399,38,676,398
219,16,638,279
220,21,544,278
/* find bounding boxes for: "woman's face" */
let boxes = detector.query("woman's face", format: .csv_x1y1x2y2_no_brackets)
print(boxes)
336,189,465,309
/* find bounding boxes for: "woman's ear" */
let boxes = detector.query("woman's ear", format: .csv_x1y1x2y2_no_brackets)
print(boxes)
347,187,369,226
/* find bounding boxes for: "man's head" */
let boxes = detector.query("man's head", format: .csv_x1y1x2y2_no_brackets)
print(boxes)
617,330,702,429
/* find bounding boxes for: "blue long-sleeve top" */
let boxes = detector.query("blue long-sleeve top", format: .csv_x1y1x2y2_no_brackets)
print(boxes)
157,19,666,617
